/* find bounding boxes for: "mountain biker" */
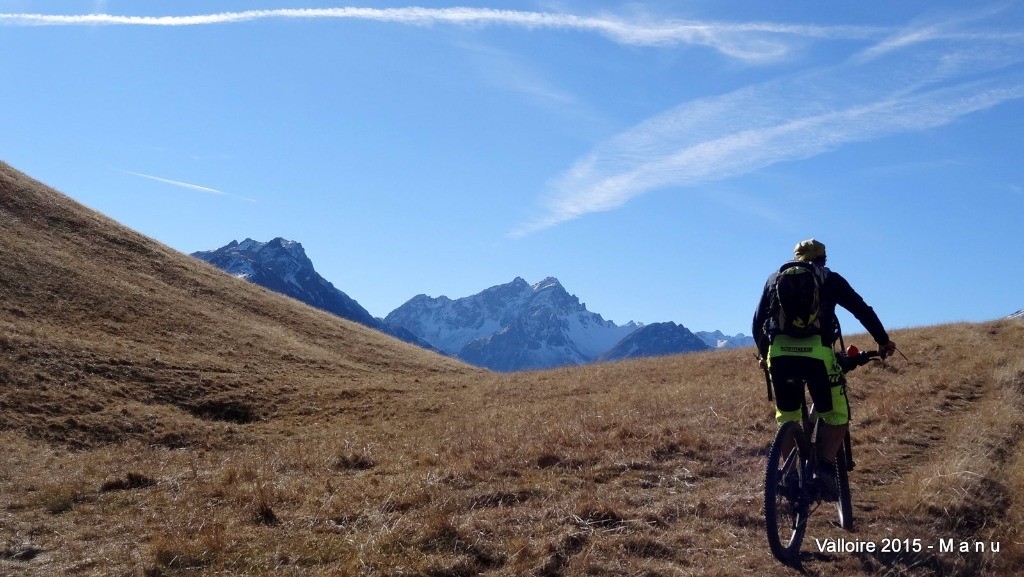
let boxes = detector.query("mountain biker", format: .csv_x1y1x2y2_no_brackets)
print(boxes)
752,239,896,497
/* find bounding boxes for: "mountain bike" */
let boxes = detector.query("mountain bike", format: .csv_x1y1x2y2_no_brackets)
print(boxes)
762,346,880,565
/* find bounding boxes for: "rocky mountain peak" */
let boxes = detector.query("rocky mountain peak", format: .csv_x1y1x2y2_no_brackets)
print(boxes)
192,238,434,351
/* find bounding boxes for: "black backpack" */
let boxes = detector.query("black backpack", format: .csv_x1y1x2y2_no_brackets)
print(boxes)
771,260,827,338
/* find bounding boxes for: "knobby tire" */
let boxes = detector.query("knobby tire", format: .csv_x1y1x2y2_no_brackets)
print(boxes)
835,443,854,530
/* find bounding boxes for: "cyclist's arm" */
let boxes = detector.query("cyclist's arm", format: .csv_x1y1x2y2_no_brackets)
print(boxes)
752,275,775,357
829,272,889,347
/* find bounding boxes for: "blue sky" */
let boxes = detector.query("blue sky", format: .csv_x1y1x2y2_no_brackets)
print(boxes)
2,1,1023,337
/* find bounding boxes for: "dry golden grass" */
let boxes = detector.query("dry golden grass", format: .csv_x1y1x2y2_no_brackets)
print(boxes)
3,160,1024,575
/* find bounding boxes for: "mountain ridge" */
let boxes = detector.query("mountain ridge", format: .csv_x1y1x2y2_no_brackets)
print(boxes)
694,329,755,349
193,238,754,371
598,321,711,362
191,238,434,350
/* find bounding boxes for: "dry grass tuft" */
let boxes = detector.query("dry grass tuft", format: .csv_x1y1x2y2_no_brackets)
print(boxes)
34,483,81,515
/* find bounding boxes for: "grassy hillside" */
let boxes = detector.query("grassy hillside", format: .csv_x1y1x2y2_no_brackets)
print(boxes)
0,161,473,449
2,161,1023,576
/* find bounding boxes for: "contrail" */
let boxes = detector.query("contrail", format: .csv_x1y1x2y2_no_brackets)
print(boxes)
0,7,888,60
122,171,257,203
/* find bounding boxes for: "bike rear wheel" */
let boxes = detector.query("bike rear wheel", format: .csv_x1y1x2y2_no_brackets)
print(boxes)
835,443,854,530
765,421,810,564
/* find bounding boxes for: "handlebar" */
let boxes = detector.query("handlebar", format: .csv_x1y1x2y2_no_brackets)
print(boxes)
836,345,881,373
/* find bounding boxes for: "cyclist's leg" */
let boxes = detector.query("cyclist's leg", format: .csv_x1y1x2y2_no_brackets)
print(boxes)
767,356,804,425
766,355,805,458
807,354,848,465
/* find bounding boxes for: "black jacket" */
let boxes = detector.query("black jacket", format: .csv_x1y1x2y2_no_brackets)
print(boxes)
752,265,888,357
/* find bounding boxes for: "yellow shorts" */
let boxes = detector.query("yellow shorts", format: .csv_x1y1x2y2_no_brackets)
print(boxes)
767,335,848,426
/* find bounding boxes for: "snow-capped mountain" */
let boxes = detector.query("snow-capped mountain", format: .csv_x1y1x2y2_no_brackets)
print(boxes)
192,238,431,349
1010,309,1024,320
694,330,756,349
385,277,640,372
598,322,710,362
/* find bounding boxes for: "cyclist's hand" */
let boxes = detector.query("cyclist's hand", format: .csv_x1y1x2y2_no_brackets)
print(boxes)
879,340,897,359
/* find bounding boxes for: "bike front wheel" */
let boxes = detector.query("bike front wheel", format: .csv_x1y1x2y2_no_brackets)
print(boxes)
765,420,810,564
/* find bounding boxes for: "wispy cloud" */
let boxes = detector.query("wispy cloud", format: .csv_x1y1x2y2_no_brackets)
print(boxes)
457,41,574,103
0,7,889,62
513,79,1024,237
855,2,1023,62
122,171,257,203
511,7,1024,237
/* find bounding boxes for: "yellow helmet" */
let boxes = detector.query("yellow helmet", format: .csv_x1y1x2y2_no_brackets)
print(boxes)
793,239,826,262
